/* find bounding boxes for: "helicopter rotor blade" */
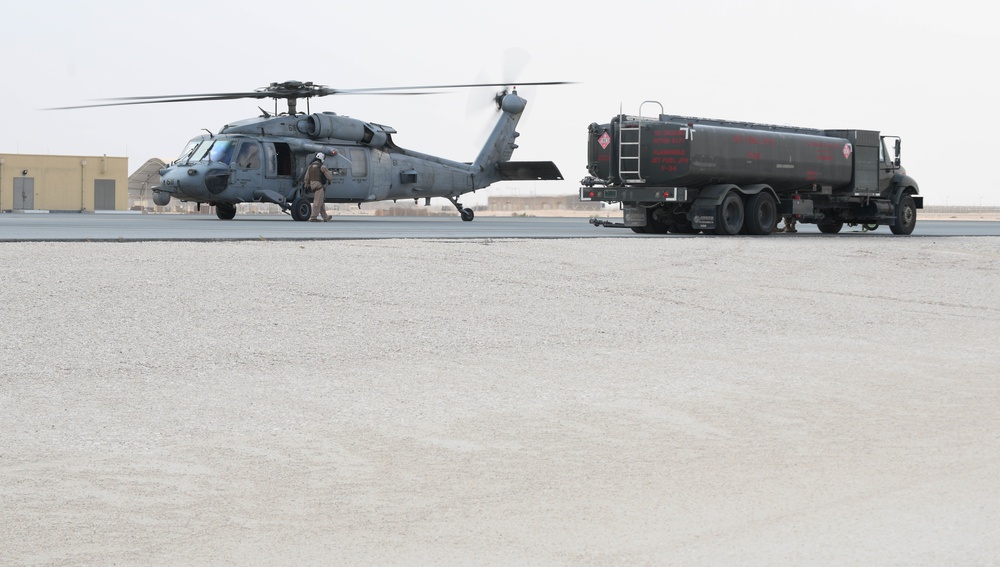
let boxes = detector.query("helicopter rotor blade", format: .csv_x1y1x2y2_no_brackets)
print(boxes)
337,81,571,95
45,90,452,110
45,93,266,110
43,80,573,111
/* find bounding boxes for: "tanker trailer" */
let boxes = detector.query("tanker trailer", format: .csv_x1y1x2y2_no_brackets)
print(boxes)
580,101,921,235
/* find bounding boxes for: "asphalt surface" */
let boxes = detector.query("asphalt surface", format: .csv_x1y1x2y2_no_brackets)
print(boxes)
3,236,998,564
1,212,998,241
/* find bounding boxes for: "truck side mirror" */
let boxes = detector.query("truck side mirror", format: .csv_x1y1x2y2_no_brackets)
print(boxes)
894,139,901,167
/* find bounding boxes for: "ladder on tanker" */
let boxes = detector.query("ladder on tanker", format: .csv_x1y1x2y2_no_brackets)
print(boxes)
618,121,642,183
617,101,663,184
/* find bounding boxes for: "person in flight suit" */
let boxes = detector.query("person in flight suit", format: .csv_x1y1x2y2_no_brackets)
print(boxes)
305,152,335,222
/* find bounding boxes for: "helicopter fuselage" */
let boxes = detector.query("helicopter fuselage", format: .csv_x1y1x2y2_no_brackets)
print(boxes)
152,91,558,221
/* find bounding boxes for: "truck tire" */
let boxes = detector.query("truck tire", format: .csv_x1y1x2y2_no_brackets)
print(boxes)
890,194,917,235
714,192,744,235
669,222,699,234
644,207,672,234
818,221,843,234
744,192,777,235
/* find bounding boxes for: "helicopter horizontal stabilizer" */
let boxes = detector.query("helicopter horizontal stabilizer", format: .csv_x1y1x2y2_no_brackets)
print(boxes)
496,161,564,181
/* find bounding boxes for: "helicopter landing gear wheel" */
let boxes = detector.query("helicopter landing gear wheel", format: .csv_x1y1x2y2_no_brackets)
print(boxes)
448,195,475,222
215,203,237,220
290,196,312,222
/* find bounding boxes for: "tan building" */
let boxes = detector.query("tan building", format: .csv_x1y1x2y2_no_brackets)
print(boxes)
0,153,128,212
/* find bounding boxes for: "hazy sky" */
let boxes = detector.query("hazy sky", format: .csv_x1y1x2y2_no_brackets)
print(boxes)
1,0,995,205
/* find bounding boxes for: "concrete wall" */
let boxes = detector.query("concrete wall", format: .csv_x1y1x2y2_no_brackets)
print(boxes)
487,194,601,212
0,154,129,212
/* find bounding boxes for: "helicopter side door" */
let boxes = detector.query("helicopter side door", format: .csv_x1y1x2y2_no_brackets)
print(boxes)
230,141,263,192
263,142,295,198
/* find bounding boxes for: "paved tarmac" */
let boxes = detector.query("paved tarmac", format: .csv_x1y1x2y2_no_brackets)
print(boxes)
1,212,998,241
3,236,998,564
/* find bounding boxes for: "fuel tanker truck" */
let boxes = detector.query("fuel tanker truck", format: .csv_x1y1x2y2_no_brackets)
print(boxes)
580,101,921,235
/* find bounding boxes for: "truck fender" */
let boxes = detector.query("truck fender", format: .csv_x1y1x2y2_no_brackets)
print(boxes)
739,183,768,194
891,174,920,196
740,183,779,200
695,184,740,205
891,174,922,208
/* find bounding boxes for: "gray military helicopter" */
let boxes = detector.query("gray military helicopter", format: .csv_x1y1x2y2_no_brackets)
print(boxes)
55,80,566,221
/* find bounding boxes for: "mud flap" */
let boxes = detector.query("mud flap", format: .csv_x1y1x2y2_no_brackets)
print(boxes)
623,206,647,227
691,201,717,231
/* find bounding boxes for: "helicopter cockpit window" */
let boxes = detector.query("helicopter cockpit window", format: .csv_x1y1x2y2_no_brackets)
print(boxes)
207,140,236,164
191,141,211,162
235,142,261,169
177,140,202,163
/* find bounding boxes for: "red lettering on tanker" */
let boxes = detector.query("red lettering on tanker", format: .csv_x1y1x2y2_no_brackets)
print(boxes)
652,130,687,144
650,129,689,170
732,134,776,146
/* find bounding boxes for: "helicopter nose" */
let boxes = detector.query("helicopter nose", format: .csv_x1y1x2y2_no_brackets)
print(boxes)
161,165,230,199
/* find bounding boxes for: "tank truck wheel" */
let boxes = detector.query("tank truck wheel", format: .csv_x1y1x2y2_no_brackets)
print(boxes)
461,208,475,222
668,220,698,234
667,208,696,233
215,203,237,220
890,195,917,235
744,192,777,235
818,221,844,234
644,208,672,234
291,197,312,222
863,223,880,232
714,192,745,235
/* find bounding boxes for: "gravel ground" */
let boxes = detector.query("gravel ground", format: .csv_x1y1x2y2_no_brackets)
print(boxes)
2,237,999,565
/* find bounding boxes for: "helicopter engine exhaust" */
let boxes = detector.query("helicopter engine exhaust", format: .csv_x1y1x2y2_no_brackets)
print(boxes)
300,113,387,147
